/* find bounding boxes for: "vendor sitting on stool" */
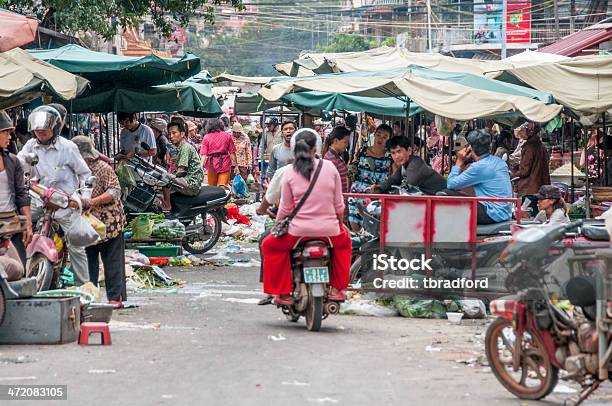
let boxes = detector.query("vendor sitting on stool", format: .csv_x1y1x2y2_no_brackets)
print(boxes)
439,129,513,225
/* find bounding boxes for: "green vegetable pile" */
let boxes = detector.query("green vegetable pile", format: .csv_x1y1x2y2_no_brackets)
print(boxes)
127,214,166,239
152,220,186,239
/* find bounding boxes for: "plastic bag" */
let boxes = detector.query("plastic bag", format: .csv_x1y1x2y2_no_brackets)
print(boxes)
233,174,248,198
116,161,136,198
458,299,487,319
246,173,255,185
152,220,185,239
84,213,107,240
66,212,100,248
132,216,154,239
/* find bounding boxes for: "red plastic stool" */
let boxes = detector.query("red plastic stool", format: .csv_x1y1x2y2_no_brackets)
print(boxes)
79,322,112,345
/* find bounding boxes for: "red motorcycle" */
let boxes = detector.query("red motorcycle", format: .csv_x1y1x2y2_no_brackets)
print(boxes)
486,221,612,405
26,181,81,292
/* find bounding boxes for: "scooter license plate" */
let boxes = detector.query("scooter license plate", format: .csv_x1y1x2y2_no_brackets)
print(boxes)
303,267,329,283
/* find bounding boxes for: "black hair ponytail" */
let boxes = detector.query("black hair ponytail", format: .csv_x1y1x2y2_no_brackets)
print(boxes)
293,130,318,179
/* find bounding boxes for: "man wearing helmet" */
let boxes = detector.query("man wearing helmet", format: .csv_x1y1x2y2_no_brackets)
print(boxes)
17,105,92,285
445,129,513,225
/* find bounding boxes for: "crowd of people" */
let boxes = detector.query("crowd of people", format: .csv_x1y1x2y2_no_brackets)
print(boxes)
0,104,605,307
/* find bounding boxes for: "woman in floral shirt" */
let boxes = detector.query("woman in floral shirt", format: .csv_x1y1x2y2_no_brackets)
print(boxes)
347,124,392,231
230,122,252,181
72,136,127,308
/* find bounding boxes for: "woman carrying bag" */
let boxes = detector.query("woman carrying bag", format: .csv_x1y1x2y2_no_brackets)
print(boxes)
261,129,352,306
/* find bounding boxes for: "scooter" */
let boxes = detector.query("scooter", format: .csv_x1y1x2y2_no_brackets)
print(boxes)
278,238,344,332
123,145,230,254
486,221,612,406
22,153,92,292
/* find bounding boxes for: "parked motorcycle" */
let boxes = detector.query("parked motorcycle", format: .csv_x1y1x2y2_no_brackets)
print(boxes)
486,220,612,405
123,145,230,254
278,238,344,331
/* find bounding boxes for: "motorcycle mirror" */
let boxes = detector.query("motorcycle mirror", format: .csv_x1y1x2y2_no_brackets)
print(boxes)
24,153,39,166
85,176,97,188
140,142,151,151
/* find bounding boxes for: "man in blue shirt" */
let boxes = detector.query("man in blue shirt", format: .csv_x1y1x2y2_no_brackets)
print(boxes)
445,129,513,224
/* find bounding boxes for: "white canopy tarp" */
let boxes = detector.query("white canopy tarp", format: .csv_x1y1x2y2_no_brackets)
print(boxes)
488,55,612,114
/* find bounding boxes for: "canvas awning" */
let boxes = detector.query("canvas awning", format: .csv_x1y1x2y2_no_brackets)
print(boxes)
0,47,88,110
275,46,511,76
30,44,201,87
260,66,561,122
487,55,612,114
0,9,38,52
60,81,222,117
214,73,274,85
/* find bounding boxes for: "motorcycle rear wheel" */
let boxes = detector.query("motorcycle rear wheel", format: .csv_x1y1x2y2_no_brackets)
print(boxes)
305,292,323,331
27,253,54,292
182,211,222,255
485,317,558,400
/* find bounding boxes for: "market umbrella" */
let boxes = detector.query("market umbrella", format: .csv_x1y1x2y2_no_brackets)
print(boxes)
61,81,222,117
260,66,562,123
30,44,201,87
0,47,88,110
0,9,38,52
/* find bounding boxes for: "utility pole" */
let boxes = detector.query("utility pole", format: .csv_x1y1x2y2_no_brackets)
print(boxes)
458,0,461,27
570,0,576,33
426,0,432,52
553,0,560,40
501,0,507,59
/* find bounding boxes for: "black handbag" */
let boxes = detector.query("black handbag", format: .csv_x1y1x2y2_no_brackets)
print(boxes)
270,160,324,237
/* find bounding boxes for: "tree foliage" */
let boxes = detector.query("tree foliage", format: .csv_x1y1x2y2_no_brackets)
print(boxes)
319,33,370,53
0,0,244,40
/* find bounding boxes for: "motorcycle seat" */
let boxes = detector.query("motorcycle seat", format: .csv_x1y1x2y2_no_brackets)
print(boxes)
581,225,609,241
477,221,514,236
171,186,227,209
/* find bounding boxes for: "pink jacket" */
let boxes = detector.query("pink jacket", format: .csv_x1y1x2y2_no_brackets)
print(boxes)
278,159,344,237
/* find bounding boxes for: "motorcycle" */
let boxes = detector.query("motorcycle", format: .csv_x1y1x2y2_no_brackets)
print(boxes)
22,154,92,292
123,145,230,254
278,237,344,331
486,220,612,405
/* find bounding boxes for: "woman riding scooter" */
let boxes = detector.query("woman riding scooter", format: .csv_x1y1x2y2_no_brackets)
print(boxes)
261,129,352,305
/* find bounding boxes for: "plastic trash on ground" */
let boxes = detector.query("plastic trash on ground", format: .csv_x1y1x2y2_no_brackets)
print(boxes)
458,299,486,319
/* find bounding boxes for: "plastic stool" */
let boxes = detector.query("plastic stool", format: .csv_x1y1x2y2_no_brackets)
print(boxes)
79,322,112,345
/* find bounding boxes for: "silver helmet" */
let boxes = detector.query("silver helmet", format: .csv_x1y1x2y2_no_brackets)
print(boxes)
28,105,62,138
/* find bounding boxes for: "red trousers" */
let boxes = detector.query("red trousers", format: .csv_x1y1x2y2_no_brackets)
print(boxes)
262,228,352,295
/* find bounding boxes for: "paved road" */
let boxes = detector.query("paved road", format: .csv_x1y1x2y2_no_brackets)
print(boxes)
0,256,611,406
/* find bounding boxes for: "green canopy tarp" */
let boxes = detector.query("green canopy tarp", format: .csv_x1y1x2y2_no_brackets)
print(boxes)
61,81,222,117
283,92,422,117
261,66,561,122
30,45,201,87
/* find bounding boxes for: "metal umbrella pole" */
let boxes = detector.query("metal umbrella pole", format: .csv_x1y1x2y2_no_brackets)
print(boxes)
570,116,575,202
584,127,591,219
